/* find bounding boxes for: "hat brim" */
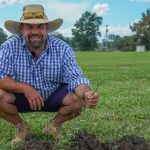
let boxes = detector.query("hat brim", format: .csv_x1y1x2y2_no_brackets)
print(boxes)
4,18,63,34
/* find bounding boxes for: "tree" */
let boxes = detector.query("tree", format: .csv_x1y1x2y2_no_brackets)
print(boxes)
52,32,72,46
72,11,102,51
117,35,136,51
102,34,136,51
130,8,150,50
0,28,7,45
107,34,121,50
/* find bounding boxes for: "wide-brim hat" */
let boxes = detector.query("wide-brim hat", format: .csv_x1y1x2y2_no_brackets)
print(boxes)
4,4,63,34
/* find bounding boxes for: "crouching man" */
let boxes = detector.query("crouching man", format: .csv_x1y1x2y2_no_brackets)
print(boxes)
0,4,99,142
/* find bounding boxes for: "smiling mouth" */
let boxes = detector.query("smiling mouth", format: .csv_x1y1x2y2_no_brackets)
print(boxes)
29,34,42,40
30,36,41,40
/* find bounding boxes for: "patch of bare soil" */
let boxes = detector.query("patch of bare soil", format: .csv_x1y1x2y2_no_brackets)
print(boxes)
71,131,150,150
18,131,150,150
71,131,108,150
19,140,55,150
110,135,150,150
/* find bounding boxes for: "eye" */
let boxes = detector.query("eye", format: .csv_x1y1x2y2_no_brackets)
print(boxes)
39,25,45,29
24,25,32,30
38,24,47,30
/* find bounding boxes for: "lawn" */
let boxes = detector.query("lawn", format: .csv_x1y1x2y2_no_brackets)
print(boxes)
0,51,150,149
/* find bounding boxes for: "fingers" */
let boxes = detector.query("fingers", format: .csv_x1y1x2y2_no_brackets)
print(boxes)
36,96,44,110
29,100,34,110
28,99,38,111
32,99,38,110
28,96,44,111
25,89,44,111
40,97,44,107
87,100,97,108
87,92,99,99
32,97,44,111
85,91,99,108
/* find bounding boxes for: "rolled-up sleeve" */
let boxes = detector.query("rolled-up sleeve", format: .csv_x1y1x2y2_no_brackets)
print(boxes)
0,44,14,79
62,47,90,91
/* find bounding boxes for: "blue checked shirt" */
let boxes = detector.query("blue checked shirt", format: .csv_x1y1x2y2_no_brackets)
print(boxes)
0,34,89,101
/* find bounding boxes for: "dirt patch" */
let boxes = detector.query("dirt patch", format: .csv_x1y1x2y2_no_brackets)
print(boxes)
71,131,108,150
18,140,55,150
71,131,150,150
18,131,150,150
111,135,150,150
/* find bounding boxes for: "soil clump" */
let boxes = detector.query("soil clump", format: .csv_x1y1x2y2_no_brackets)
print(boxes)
18,131,150,150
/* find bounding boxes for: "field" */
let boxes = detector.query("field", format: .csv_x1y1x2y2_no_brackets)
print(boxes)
0,51,150,149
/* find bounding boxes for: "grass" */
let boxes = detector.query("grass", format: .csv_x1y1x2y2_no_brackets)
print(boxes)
0,51,150,149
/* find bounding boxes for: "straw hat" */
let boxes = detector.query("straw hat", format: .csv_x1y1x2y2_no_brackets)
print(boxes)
4,4,63,34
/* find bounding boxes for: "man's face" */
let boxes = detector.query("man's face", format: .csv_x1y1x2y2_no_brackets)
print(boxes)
20,23,49,49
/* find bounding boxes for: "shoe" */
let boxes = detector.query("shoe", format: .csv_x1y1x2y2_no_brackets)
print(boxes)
12,121,32,143
42,120,62,139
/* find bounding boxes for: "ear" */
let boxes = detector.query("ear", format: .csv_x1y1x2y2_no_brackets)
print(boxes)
20,24,24,34
46,23,49,31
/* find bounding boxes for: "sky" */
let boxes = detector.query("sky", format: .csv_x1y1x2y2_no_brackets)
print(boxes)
0,0,149,39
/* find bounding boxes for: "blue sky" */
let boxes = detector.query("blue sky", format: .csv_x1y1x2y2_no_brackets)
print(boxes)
0,0,149,38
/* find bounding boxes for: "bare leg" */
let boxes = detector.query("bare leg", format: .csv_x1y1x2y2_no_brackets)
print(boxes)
52,93,85,124
0,89,24,125
0,89,31,142
43,93,85,138
0,110,23,125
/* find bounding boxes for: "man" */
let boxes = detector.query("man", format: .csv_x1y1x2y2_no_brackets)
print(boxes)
0,4,99,142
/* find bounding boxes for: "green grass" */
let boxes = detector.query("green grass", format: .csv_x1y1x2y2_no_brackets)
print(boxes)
1,51,150,149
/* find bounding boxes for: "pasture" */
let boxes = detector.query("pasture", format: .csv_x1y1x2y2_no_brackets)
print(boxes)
0,51,150,149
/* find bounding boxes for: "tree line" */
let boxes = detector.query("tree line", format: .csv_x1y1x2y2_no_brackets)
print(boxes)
0,28,7,45
0,8,150,51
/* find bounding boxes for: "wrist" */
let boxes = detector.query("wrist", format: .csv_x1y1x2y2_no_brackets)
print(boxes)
21,83,32,93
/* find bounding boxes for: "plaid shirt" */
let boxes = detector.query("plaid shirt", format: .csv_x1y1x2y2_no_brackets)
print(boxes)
0,34,89,101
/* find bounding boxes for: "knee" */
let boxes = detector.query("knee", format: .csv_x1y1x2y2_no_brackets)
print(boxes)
70,101,85,118
0,90,15,104
62,92,85,116
73,101,83,113
70,94,85,113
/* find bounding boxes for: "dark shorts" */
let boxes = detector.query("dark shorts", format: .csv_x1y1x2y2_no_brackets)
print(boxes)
13,84,69,113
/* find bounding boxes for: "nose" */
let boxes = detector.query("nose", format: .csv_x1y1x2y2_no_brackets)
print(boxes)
31,27,39,34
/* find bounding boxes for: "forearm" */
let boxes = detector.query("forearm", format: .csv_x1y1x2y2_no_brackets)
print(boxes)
74,84,91,99
0,77,31,93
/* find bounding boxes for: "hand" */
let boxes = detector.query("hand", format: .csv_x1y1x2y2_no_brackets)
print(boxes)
24,86,44,111
83,90,99,108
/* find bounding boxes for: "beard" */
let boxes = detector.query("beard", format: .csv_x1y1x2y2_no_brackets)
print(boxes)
27,33,45,49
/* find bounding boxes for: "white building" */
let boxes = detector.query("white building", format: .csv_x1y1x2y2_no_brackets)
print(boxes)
136,45,145,52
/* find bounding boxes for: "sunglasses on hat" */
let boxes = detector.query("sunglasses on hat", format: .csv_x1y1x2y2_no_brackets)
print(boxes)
23,12,44,19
